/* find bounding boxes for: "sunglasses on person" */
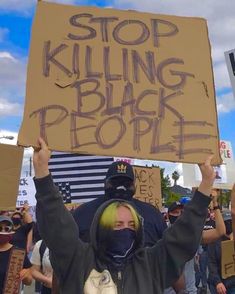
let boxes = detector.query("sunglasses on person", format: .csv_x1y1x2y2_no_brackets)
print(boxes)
0,224,13,233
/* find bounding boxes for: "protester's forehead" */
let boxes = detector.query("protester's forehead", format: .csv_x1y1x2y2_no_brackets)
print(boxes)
116,206,134,220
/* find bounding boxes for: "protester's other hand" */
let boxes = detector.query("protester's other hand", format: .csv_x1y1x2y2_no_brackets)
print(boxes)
43,276,53,288
198,155,215,197
216,282,227,294
33,137,51,179
20,268,32,285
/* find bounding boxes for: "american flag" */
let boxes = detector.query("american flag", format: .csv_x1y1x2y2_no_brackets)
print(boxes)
48,152,114,203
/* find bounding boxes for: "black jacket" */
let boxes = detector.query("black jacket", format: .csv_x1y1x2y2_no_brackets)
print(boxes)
73,196,167,246
35,174,210,294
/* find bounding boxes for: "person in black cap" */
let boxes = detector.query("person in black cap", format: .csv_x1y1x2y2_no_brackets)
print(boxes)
167,201,184,225
73,160,167,246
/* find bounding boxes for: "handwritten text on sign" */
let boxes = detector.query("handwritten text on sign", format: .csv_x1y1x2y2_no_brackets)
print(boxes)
134,166,162,208
18,2,221,164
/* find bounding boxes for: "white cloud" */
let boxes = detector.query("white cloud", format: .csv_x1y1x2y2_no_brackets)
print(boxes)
0,51,26,102
216,92,235,113
0,130,18,144
0,97,23,116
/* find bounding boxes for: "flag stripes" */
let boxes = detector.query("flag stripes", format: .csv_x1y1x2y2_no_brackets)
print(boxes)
48,152,114,203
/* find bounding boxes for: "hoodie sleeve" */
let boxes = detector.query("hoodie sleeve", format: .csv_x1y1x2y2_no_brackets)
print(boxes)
34,174,87,281
147,189,211,288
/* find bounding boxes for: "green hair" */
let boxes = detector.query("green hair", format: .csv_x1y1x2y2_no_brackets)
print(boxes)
99,202,140,230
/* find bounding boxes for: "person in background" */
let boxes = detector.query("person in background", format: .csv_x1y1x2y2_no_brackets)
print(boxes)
165,190,225,294
73,160,167,246
207,212,234,294
32,137,215,294
31,239,53,294
231,184,235,242
0,215,32,294
10,204,34,252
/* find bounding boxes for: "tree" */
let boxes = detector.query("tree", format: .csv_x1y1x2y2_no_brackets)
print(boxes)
172,170,180,186
159,167,171,204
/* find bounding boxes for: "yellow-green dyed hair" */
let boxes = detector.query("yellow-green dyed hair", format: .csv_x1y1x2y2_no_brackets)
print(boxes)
99,202,140,230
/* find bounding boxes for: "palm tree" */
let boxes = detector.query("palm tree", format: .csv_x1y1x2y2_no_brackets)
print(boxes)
172,170,180,186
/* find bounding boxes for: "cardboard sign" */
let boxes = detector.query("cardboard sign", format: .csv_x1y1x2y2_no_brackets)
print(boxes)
0,144,24,210
134,166,161,208
17,177,36,207
18,1,221,164
224,49,235,100
3,248,25,294
221,240,235,279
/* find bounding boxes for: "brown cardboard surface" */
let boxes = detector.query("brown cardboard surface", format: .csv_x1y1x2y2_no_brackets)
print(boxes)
134,166,161,208
3,248,25,294
0,144,24,210
221,240,235,279
18,1,221,164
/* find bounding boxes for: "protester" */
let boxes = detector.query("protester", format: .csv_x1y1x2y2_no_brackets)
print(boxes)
31,239,53,294
207,212,234,294
32,137,215,293
0,215,32,294
73,160,167,246
10,204,34,252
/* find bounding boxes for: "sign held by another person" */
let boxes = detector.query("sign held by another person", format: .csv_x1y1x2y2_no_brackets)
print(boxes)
18,1,221,164
134,166,162,208
0,144,24,210
225,49,235,100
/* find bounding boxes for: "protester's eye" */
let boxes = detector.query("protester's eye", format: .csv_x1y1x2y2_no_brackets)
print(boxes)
129,222,136,230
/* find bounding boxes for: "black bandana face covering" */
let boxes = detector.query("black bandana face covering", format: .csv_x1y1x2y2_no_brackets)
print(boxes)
106,228,136,258
105,178,135,200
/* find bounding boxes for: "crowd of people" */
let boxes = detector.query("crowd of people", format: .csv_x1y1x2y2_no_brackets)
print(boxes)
0,138,235,294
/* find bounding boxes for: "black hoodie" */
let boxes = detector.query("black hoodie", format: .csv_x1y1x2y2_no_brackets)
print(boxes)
35,174,211,294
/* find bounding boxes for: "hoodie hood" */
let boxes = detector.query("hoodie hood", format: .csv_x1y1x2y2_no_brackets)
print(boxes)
89,199,144,256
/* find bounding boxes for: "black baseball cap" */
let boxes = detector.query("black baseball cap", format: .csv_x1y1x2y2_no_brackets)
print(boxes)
168,201,184,213
106,161,134,181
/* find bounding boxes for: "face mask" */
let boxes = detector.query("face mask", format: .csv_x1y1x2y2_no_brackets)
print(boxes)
11,218,22,226
105,178,135,200
169,215,178,224
0,233,13,245
106,228,136,258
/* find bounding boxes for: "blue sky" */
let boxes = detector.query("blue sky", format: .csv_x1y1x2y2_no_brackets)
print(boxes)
0,0,235,179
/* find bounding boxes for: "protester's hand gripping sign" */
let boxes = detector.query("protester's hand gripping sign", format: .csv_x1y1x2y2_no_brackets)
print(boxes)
18,1,222,164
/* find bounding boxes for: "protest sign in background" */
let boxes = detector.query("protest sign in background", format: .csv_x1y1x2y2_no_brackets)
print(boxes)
18,1,221,164
134,166,162,208
225,49,235,100
183,140,235,189
221,240,235,279
0,144,23,210
17,177,36,207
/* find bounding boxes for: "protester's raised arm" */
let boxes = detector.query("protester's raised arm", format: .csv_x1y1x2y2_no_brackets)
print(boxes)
198,155,216,197
33,137,51,179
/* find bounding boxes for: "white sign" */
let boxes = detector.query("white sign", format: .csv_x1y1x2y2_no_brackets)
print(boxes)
17,177,36,207
183,140,235,189
225,49,235,100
